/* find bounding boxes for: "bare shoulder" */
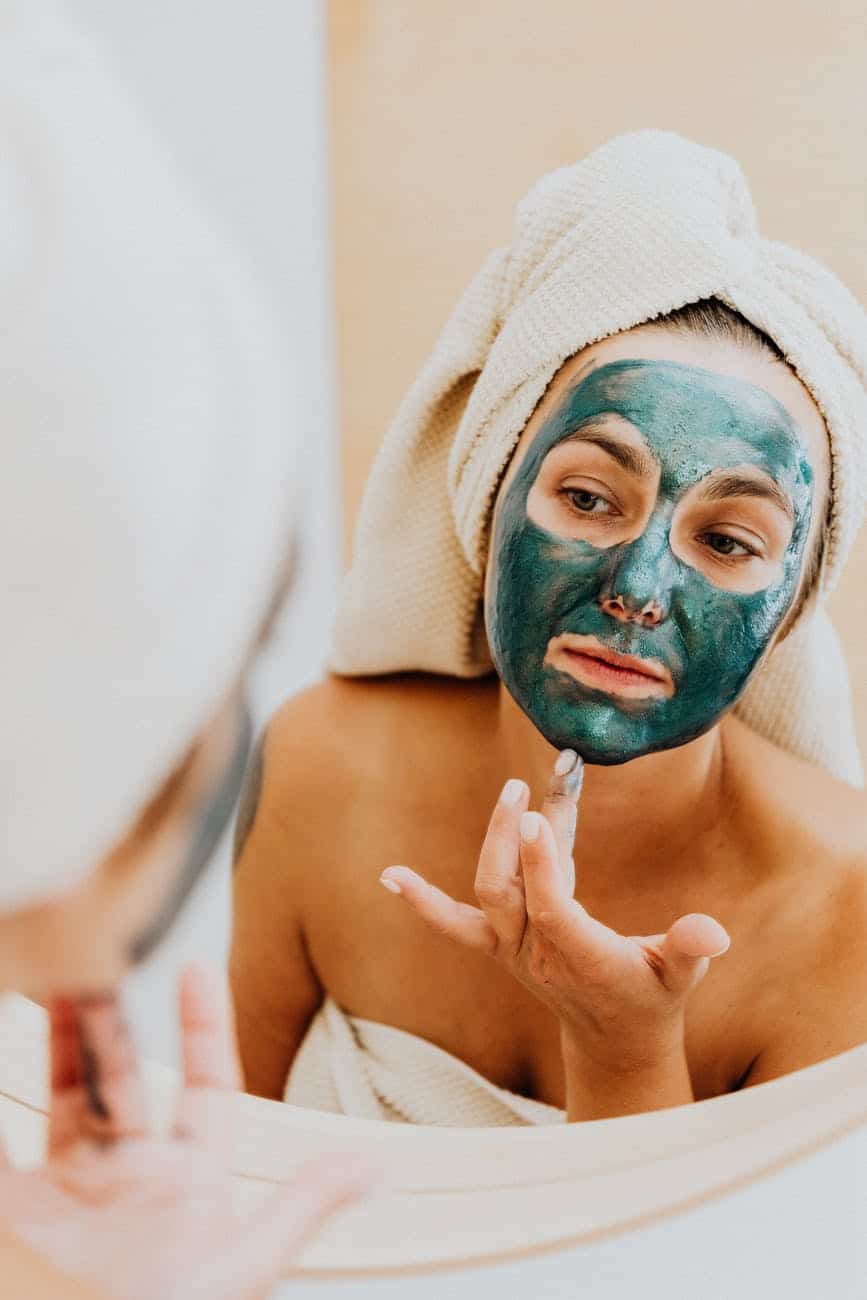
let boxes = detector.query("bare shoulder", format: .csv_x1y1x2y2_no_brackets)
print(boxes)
238,672,496,886
725,720,867,1080
724,716,867,982
264,671,497,808
724,715,867,869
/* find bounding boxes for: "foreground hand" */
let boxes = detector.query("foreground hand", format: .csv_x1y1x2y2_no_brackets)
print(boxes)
380,751,729,1110
0,965,373,1300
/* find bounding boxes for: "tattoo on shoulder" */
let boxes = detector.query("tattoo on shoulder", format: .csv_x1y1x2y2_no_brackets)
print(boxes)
233,727,267,868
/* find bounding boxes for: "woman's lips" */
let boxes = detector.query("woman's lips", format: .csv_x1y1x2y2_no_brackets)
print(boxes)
545,633,675,700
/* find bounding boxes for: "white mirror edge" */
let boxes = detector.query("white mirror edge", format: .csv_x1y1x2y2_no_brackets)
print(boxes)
2,993,865,1277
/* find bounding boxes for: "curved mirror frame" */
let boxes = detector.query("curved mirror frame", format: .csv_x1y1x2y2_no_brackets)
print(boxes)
2,994,866,1279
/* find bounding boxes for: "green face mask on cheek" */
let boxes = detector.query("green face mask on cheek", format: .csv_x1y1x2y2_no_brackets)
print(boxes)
486,359,814,765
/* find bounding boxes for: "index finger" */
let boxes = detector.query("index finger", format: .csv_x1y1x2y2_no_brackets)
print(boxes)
172,962,241,1152
47,997,84,1155
539,750,583,889
74,992,149,1145
213,1153,376,1297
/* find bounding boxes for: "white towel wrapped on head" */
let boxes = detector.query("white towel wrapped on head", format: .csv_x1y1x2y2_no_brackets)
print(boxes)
331,130,867,786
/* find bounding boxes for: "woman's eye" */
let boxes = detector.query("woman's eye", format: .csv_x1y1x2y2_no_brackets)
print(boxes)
700,532,754,558
564,488,611,515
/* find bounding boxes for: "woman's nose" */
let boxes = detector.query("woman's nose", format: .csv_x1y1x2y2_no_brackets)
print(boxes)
599,593,665,628
598,517,674,629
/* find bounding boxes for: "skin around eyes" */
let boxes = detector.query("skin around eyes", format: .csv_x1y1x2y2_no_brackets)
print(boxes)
485,358,814,765
530,448,796,595
669,477,794,593
529,437,657,541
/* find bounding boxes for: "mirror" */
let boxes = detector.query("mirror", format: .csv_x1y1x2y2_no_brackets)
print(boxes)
2,992,866,1286
2,2,866,1296
226,0,867,1136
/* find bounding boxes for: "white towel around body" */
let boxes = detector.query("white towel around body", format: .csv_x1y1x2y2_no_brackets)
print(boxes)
284,998,565,1127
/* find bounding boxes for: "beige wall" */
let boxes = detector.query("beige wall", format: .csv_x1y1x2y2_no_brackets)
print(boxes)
328,1,867,756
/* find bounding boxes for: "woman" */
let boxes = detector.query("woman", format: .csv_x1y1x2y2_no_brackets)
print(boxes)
231,131,867,1125
0,9,370,1296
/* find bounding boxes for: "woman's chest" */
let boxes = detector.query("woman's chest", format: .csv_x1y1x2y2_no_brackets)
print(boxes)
306,882,768,1110
304,800,787,1111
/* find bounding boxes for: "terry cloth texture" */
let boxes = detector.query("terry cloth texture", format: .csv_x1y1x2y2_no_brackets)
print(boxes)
331,130,867,786
284,997,565,1126
1,6,297,908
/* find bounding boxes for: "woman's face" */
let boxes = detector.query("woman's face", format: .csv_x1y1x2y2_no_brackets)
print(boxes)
485,327,829,765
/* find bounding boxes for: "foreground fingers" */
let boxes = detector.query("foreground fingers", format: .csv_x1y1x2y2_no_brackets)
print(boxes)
252,1153,376,1268
74,992,148,1145
379,866,497,953
173,962,240,1150
47,998,85,1155
201,1153,376,1298
660,913,731,996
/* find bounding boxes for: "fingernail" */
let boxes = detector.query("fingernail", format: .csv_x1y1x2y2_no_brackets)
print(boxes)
500,778,525,805
554,749,578,777
520,812,541,843
379,871,402,895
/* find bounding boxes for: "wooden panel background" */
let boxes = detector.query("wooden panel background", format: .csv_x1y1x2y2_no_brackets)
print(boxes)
328,0,867,756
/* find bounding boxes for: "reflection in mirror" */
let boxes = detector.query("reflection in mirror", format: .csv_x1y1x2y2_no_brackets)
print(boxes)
230,138,867,1130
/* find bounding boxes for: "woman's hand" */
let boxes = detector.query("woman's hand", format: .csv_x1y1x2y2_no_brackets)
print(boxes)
379,751,730,1119
0,965,373,1300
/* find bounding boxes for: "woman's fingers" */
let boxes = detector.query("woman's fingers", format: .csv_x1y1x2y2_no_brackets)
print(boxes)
380,867,497,954
519,813,618,962
74,992,149,1145
473,778,530,950
178,964,239,1091
519,812,573,919
173,963,240,1151
659,913,731,996
235,1153,376,1290
539,750,583,892
47,998,85,1155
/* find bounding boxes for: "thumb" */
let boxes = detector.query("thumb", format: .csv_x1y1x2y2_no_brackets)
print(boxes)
660,913,730,997
191,1153,377,1300
246,1152,376,1278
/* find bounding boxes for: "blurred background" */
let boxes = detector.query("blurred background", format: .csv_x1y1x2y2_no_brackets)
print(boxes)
62,1,866,1060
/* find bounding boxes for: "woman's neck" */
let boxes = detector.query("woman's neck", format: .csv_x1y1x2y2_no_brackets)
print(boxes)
495,686,730,896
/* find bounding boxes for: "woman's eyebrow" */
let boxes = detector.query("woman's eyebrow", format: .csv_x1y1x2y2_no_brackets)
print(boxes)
699,471,794,519
559,422,656,477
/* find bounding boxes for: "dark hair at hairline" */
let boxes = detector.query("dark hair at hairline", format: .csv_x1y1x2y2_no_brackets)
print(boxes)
649,297,787,365
646,297,824,632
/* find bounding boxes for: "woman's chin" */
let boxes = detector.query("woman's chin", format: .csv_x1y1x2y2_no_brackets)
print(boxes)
522,678,720,767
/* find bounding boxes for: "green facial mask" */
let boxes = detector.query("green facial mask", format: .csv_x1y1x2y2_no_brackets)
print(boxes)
486,359,814,764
